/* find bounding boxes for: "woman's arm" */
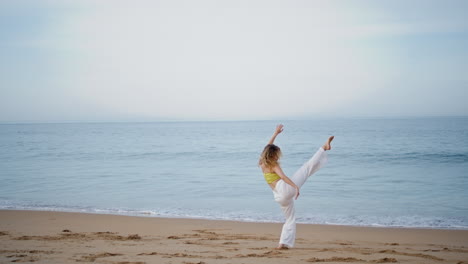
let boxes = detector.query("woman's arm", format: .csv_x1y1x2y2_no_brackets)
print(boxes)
273,165,300,200
268,124,284,145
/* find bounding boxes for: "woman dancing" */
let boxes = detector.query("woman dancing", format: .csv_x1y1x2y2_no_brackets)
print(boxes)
259,124,334,249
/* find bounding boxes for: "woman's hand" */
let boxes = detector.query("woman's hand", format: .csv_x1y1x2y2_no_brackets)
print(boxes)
275,124,284,135
268,124,284,145
295,186,300,200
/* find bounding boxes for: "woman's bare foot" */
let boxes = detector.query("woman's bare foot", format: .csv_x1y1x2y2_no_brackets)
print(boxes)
323,136,334,151
276,244,289,250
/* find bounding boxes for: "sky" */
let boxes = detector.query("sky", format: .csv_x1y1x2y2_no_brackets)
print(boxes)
0,0,467,122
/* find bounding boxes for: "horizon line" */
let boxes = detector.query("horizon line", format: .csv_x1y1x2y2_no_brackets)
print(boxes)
1,115,467,125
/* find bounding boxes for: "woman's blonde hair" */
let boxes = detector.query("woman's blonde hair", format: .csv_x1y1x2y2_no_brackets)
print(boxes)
259,144,282,169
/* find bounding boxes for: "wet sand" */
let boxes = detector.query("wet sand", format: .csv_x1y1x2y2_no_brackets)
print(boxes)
1,210,467,263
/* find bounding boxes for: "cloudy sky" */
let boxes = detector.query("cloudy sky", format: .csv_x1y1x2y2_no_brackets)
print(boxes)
0,0,467,122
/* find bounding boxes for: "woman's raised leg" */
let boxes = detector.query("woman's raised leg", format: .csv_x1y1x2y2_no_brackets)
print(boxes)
292,136,334,188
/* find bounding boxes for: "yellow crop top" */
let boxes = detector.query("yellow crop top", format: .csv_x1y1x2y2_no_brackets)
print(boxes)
264,172,281,184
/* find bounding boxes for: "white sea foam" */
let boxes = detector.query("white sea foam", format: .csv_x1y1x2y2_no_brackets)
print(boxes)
1,201,467,230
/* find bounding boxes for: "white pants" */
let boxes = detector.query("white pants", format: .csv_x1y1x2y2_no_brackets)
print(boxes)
272,147,328,248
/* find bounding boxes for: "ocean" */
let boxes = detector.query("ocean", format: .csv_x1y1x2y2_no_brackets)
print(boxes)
1,118,467,229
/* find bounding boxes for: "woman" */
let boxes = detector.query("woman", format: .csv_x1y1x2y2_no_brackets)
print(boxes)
259,124,334,249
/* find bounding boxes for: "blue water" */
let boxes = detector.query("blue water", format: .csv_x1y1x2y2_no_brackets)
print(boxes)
1,118,467,229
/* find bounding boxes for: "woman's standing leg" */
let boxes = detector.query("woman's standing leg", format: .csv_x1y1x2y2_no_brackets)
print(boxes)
273,181,296,248
278,199,296,247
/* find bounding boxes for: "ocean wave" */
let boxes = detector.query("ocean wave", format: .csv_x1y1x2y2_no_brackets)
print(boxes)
1,201,467,230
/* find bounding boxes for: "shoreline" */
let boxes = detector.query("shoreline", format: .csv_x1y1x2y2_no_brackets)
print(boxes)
1,210,467,263
1,208,466,231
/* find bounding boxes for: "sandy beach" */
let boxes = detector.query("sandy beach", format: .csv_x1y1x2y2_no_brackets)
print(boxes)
0,210,467,263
